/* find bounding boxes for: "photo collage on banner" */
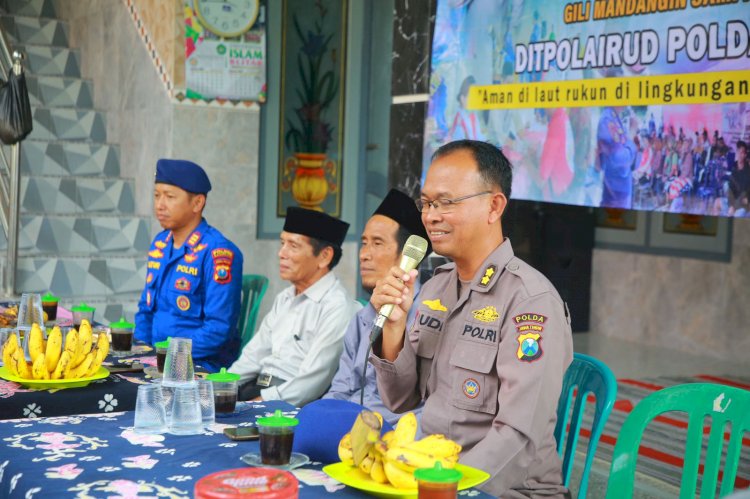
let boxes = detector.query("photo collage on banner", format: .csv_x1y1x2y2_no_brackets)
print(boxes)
424,0,749,218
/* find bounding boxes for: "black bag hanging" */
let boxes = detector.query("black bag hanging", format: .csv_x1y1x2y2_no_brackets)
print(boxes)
0,70,32,145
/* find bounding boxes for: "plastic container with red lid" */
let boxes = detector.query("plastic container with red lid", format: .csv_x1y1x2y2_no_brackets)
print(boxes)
194,468,299,498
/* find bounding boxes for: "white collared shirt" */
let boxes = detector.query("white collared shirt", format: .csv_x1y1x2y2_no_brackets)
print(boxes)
229,271,361,406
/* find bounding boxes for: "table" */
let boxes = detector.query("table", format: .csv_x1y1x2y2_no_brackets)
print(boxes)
0,401,493,498
0,344,170,420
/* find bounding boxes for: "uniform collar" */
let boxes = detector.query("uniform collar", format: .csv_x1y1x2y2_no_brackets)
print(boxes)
300,271,338,303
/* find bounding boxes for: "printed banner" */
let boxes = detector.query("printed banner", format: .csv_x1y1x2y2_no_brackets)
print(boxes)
425,0,750,216
184,2,267,101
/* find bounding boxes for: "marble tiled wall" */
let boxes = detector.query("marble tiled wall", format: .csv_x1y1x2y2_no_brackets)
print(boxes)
52,0,173,218
132,0,183,88
590,218,750,364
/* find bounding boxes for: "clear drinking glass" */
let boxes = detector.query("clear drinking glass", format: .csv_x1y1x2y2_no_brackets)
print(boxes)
162,337,195,387
168,383,203,435
197,379,215,428
133,384,168,434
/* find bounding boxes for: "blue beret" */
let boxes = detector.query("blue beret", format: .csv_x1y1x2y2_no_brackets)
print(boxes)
155,159,212,194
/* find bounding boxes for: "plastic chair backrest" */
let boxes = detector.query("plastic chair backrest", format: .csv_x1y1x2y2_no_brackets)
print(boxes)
238,274,269,348
554,352,617,499
605,383,750,499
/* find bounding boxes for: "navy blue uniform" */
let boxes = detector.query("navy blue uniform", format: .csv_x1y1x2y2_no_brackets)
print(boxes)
135,219,243,371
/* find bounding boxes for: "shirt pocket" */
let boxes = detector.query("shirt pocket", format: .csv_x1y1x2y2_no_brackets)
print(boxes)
416,330,440,399
166,289,203,319
449,340,499,414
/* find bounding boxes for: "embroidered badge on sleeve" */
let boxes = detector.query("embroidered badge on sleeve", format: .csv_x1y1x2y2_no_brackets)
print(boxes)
422,299,448,312
212,248,234,284
517,333,542,362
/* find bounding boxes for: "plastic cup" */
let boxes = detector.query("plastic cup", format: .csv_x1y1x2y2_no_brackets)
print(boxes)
41,292,59,323
155,337,171,373
133,384,168,434
169,383,203,435
109,317,135,355
414,462,463,499
257,409,299,465
162,337,194,387
196,379,215,427
71,302,95,329
206,368,240,414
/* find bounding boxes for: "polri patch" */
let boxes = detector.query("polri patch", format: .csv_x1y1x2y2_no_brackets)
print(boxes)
176,295,191,311
472,305,499,323
479,265,497,287
175,277,191,291
422,299,448,312
517,333,542,362
212,248,234,284
513,313,547,325
463,378,480,399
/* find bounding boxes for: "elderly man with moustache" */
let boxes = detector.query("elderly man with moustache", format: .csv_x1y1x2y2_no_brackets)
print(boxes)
229,207,360,406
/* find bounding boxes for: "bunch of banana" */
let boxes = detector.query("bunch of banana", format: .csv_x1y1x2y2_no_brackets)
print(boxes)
1,320,110,381
337,411,463,490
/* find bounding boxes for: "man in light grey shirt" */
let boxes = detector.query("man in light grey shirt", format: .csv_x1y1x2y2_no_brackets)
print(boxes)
229,207,360,406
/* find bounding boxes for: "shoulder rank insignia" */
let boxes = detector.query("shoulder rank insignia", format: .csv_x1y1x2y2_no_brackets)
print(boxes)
472,305,499,323
148,248,164,259
517,332,542,362
479,265,497,287
154,240,167,249
175,277,191,291
422,299,448,312
187,232,201,247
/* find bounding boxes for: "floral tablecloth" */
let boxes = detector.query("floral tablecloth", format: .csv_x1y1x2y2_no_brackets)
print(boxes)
1,345,165,420
0,401,492,498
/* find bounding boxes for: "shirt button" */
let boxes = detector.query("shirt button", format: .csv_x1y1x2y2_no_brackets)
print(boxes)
508,263,519,271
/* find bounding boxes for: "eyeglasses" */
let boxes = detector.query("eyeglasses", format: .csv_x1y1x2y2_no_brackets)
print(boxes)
415,191,492,213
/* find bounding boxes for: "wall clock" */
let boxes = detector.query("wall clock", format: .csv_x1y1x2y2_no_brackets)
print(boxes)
194,0,260,38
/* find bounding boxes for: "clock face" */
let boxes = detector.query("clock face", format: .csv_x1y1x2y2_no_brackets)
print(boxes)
195,0,260,38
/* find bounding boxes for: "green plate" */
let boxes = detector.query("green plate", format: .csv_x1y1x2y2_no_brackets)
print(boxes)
322,462,490,499
0,366,110,389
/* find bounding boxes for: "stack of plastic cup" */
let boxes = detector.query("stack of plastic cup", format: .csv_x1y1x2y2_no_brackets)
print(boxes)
196,379,215,428
133,384,168,434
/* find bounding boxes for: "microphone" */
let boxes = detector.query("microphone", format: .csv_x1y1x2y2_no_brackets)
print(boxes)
369,235,429,343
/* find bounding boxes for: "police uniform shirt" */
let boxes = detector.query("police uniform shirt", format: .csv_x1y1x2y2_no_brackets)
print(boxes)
229,271,361,407
135,219,244,371
370,239,573,498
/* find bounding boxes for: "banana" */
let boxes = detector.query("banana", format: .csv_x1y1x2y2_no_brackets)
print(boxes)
386,445,458,471
28,323,45,364
381,430,395,446
2,332,18,368
12,349,31,379
32,353,49,380
373,439,388,458
359,454,375,475
51,351,71,380
393,412,418,446
403,434,462,457
45,326,63,372
64,329,79,362
370,456,388,484
71,351,94,379
383,460,418,489
74,325,93,368
350,410,382,466
338,432,354,465
85,333,110,377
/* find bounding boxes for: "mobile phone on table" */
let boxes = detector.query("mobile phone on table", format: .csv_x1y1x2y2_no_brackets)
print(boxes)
223,426,260,441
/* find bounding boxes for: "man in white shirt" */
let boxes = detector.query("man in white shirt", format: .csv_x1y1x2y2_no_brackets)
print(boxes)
229,207,360,406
